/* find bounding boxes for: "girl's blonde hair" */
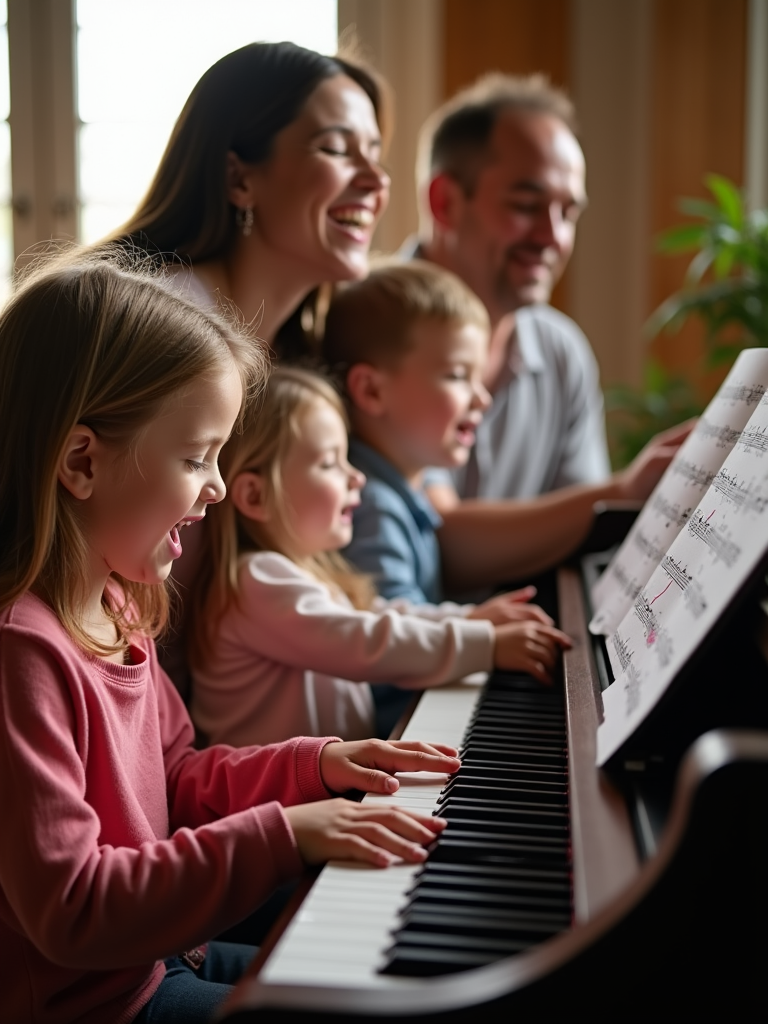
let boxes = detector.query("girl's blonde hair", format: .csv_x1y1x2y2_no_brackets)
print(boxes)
190,365,374,670
0,248,268,656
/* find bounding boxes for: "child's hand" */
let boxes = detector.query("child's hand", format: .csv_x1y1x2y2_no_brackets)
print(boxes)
319,739,460,796
493,622,572,683
468,586,553,626
284,799,447,867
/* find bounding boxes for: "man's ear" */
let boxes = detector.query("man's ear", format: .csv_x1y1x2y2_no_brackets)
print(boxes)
57,426,100,500
428,173,465,229
225,151,259,211
230,470,270,522
346,363,390,418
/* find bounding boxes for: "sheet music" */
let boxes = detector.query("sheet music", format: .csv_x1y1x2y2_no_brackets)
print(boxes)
596,389,768,765
590,349,768,636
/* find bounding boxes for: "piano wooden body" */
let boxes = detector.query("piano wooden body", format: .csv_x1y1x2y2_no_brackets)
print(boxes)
220,515,768,1023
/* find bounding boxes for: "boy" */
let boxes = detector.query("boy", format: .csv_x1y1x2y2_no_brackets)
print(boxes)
323,259,689,605
323,259,492,608
324,259,513,731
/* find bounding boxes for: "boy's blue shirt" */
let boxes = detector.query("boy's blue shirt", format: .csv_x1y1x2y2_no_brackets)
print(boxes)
344,437,443,605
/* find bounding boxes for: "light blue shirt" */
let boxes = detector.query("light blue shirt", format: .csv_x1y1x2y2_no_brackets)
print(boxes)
344,438,443,605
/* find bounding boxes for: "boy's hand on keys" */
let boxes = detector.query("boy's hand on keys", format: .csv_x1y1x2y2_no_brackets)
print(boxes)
493,622,572,683
284,799,447,868
468,586,553,626
319,738,460,795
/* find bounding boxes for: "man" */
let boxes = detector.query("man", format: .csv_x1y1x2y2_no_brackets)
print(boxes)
409,73,610,503
392,73,689,594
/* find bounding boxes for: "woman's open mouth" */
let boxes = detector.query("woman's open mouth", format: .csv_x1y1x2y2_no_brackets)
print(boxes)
328,204,375,241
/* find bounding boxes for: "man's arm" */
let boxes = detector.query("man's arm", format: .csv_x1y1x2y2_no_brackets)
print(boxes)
432,422,692,591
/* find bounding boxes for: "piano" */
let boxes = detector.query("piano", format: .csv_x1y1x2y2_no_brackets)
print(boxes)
220,512,768,1022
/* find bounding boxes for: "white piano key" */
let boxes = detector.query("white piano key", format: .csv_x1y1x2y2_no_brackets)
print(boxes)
261,679,485,989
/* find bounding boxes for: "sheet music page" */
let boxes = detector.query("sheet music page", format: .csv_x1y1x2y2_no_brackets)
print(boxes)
596,390,768,766
590,348,768,637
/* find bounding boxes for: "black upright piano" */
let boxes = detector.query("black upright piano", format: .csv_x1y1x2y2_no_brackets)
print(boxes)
220,511,768,1023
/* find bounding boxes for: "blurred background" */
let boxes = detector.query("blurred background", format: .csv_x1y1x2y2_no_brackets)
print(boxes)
3,0,767,444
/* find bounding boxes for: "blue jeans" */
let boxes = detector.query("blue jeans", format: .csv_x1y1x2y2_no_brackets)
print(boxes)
133,941,257,1023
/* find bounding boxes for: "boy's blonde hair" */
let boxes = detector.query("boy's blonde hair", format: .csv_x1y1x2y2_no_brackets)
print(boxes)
190,365,374,670
0,249,267,657
322,259,489,374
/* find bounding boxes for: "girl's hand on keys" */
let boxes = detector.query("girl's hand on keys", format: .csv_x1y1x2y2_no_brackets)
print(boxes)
284,800,447,867
468,586,554,626
493,622,572,683
319,739,460,795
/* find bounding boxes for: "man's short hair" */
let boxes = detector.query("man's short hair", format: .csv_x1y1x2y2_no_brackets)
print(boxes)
418,72,577,196
322,259,489,373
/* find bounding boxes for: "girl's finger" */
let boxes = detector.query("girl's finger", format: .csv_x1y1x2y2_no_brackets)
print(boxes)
387,740,459,758
346,822,431,862
351,807,446,843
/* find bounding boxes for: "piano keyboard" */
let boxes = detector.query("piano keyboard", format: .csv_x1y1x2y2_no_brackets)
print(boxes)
260,671,572,989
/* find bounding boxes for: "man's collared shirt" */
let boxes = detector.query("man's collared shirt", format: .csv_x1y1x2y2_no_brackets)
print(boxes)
399,237,611,499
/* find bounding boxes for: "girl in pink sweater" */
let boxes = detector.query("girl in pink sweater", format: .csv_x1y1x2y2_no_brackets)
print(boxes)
0,255,461,1024
189,367,570,747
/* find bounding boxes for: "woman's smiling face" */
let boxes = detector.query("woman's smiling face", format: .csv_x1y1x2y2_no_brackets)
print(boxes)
246,74,390,283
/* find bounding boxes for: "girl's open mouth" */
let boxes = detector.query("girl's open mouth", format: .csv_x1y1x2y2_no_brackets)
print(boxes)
168,517,203,559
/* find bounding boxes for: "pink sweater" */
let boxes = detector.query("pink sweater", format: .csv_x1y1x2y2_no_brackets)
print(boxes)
191,552,494,746
0,593,332,1024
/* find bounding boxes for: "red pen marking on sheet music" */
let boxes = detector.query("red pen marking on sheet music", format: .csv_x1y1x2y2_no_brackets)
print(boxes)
651,581,673,605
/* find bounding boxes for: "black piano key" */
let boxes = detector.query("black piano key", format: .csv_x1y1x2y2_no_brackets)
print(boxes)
380,664,573,978
415,861,571,887
396,908,570,940
408,885,571,913
381,945,524,976
411,868,573,901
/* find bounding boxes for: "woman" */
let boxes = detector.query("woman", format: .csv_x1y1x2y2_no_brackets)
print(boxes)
111,41,391,349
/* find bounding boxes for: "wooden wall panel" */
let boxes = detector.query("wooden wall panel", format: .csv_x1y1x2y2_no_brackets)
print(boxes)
443,0,571,313
441,0,748,396
444,0,569,95
649,0,747,392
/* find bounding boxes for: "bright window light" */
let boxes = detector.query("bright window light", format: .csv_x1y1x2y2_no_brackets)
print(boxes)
76,0,338,243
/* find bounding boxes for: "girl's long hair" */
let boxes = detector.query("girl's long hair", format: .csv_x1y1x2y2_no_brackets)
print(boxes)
0,248,268,656
190,366,374,671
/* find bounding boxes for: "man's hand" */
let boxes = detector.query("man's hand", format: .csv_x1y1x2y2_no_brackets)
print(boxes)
615,418,696,501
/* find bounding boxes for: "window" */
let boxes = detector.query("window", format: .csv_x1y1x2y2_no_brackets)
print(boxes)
76,0,338,243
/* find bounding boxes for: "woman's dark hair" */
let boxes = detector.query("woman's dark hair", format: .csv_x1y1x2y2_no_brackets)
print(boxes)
112,42,388,264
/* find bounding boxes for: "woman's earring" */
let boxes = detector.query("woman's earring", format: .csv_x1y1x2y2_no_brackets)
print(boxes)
235,205,254,237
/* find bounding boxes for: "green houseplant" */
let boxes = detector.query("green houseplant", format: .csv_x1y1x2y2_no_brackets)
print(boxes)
608,174,768,467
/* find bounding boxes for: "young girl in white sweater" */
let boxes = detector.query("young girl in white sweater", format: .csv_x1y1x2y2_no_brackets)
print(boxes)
190,367,570,745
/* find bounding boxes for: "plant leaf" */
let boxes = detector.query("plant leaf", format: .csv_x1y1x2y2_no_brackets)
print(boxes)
677,197,720,220
657,223,709,252
706,173,744,227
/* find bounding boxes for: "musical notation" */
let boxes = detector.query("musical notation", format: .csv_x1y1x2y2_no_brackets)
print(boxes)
598,353,768,765
711,469,768,515
686,509,741,570
697,418,742,449
611,632,634,673
738,424,768,455
671,458,717,490
719,382,765,406
590,350,768,640
650,493,692,529
631,529,666,567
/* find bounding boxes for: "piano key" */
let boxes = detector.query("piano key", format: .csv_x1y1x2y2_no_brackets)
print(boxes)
260,674,573,990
